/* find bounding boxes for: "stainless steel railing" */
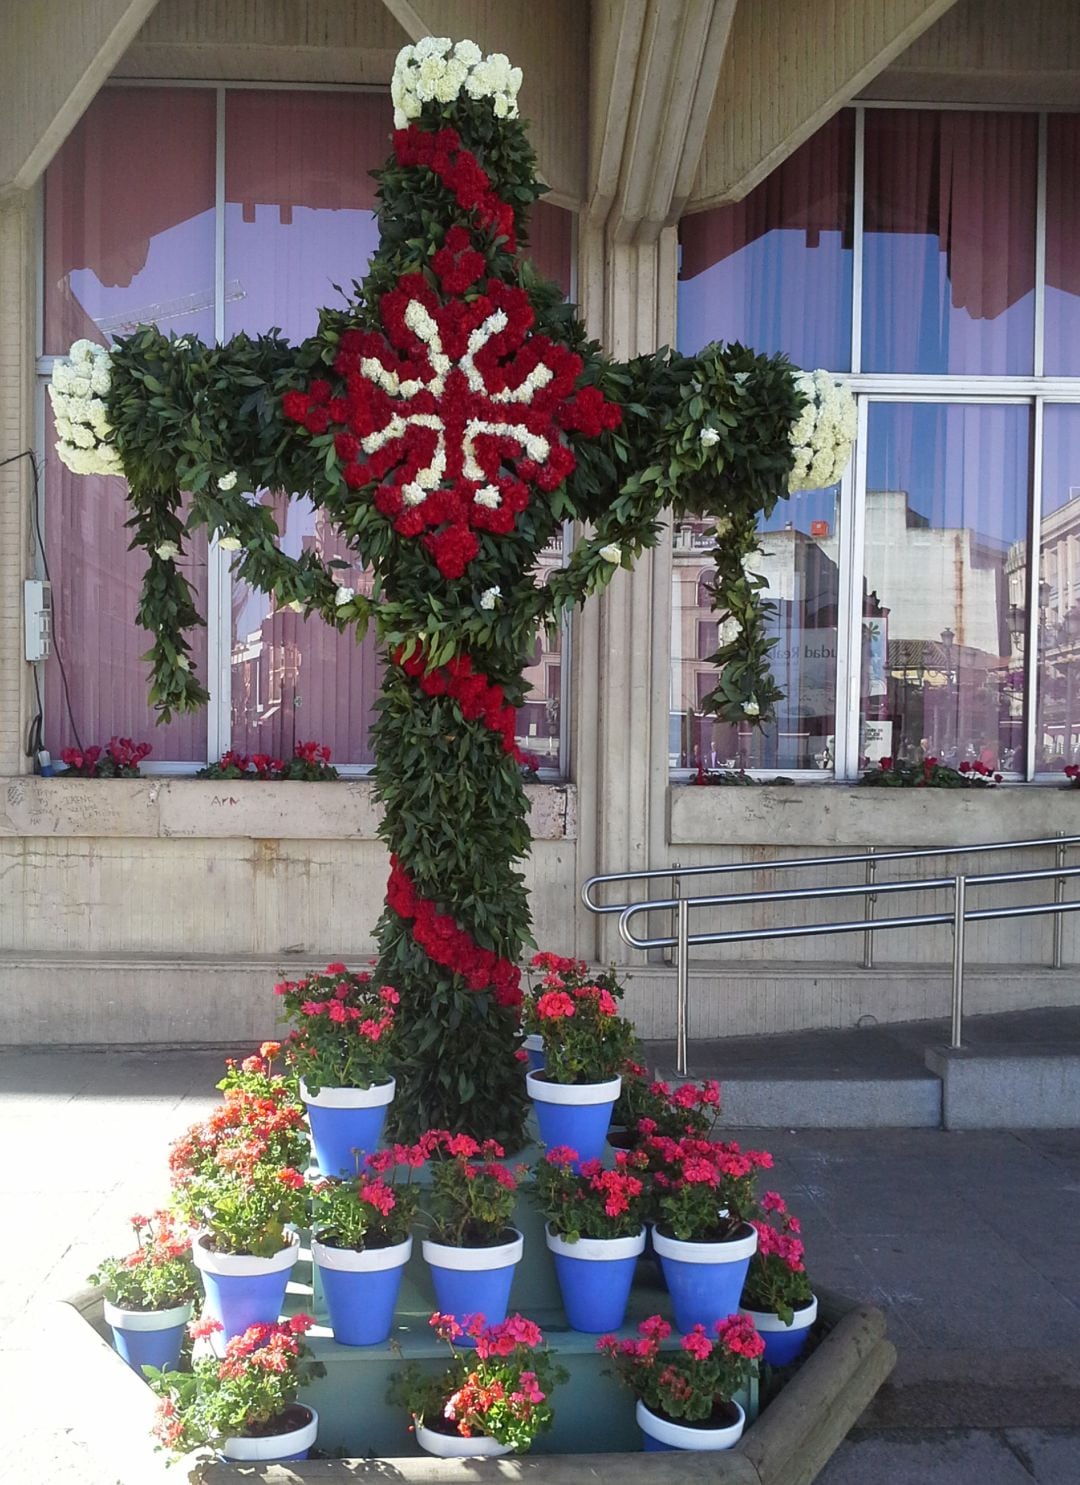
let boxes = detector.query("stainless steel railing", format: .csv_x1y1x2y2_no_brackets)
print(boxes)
581,833,1080,1075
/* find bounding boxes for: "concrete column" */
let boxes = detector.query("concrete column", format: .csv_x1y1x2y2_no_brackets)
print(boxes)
573,221,679,964
0,189,35,776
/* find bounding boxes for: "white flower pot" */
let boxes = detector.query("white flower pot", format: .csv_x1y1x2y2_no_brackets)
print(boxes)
192,1230,300,1342
222,1405,318,1462
651,1223,757,1333
422,1229,524,1337
545,1224,645,1332
312,1233,413,1346
526,1071,621,1165
415,1419,514,1458
301,1076,396,1178
103,1298,194,1374
636,1399,745,1452
740,1293,818,1366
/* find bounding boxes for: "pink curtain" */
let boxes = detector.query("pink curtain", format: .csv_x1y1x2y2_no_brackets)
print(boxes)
677,111,854,371
1044,116,1080,375
44,88,217,352
862,110,1037,374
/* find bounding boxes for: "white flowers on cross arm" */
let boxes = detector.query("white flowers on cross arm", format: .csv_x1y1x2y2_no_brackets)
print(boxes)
742,548,764,575
335,586,356,607
599,543,623,565
49,341,123,477
480,586,501,611
718,617,742,646
217,471,239,492
392,37,522,128
155,541,181,562
218,535,242,552
743,698,760,718
699,427,721,448
788,369,857,493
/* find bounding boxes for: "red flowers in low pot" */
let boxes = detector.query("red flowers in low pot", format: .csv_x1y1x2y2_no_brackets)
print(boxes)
599,1313,764,1452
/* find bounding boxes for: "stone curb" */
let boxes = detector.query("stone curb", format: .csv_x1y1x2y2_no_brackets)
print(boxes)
55,1284,893,1484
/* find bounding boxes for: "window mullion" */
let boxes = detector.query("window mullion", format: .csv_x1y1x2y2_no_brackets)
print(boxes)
1026,398,1045,781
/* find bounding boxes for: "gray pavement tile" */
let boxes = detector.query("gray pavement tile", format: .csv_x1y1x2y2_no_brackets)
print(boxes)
816,1429,1047,1484
1003,1427,1080,1482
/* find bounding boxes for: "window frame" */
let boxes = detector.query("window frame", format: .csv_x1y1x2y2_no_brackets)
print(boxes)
35,78,574,780
673,100,1080,784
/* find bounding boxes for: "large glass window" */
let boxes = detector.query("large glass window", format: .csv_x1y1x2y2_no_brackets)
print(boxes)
862,111,1037,375
678,113,854,371
859,403,1028,772
41,86,574,772
677,104,1080,782
671,493,841,773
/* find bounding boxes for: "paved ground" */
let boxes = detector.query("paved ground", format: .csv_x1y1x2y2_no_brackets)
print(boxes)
1,1046,1079,1482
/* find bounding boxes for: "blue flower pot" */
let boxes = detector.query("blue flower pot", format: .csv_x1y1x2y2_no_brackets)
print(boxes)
422,1230,524,1343
312,1234,412,1346
526,1072,621,1168
523,1034,545,1073
192,1234,299,1341
740,1296,817,1367
103,1298,193,1374
636,1400,745,1452
301,1078,395,1179
545,1226,645,1332
652,1224,758,1333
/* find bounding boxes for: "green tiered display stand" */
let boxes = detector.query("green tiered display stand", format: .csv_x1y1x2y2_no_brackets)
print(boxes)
291,1138,756,1457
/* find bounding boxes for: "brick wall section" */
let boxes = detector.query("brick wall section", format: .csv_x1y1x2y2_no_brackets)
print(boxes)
0,191,33,776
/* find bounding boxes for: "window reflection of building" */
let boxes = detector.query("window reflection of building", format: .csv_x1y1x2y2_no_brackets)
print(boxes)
1010,486,1080,772
671,515,839,772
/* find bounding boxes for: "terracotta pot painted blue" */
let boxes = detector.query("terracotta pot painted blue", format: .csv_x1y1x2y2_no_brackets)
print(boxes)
312,1233,412,1346
740,1295,817,1366
636,1399,745,1452
545,1225,645,1332
103,1298,193,1374
652,1224,758,1333
421,1230,524,1342
192,1233,299,1341
301,1078,395,1179
221,1405,318,1463
526,1072,621,1168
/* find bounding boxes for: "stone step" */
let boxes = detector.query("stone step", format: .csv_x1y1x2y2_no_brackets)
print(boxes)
644,1005,1080,1130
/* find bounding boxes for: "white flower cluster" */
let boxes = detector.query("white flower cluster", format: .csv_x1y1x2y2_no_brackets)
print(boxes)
392,37,522,128
788,370,857,492
49,340,123,477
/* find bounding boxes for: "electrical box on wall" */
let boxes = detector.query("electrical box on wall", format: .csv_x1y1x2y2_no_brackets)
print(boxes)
24,579,52,662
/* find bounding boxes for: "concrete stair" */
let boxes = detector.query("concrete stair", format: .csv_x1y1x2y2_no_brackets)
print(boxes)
644,1005,1080,1130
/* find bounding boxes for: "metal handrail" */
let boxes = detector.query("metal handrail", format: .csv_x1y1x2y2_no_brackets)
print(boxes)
581,834,1079,1074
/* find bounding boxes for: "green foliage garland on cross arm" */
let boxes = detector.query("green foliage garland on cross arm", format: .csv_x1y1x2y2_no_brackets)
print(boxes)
105,327,372,720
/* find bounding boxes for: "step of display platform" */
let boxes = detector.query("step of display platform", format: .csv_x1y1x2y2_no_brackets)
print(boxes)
287,1243,756,1457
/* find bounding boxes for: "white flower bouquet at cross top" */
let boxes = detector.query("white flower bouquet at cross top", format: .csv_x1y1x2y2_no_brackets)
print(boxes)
787,370,857,492
391,36,523,128
48,340,123,476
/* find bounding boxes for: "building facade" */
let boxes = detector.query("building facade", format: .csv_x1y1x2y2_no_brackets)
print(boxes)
3,0,1080,1048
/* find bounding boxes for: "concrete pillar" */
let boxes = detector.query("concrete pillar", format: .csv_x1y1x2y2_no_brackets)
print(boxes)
0,189,35,776
574,222,679,964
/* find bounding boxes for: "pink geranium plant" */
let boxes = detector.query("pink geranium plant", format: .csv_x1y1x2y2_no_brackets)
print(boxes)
89,1210,199,1312
310,1142,427,1251
646,1135,774,1242
387,1312,566,1452
598,1313,764,1425
533,1144,649,1241
275,963,400,1094
425,1131,527,1246
168,1045,310,1256
742,1192,813,1324
148,1315,324,1456
523,953,636,1084
614,1063,723,1142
